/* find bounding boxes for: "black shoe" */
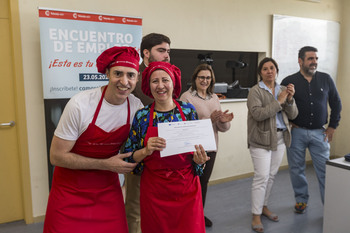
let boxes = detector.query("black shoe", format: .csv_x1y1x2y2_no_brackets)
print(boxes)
205,216,213,227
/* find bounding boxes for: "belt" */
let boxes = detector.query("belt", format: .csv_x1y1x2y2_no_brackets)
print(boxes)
277,128,285,132
291,123,324,130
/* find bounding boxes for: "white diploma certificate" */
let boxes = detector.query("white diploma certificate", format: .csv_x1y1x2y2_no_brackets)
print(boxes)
157,119,217,157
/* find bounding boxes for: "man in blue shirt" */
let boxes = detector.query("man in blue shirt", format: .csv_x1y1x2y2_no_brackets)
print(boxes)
281,46,342,214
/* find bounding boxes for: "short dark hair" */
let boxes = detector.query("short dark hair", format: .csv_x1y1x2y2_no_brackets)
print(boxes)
140,33,171,59
298,46,318,60
191,63,216,94
257,57,279,81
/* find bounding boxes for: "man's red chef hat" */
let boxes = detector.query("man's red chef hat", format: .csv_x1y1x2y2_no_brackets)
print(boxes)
96,46,140,73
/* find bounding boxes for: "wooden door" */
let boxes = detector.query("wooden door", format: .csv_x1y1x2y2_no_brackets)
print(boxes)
0,0,24,223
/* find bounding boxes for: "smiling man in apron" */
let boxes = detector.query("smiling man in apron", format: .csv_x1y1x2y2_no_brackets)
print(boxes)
43,46,143,233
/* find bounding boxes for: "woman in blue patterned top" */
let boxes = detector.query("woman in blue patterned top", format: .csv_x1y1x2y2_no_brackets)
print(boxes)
123,61,209,233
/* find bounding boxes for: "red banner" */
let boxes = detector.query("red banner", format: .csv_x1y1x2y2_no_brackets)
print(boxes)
38,9,142,25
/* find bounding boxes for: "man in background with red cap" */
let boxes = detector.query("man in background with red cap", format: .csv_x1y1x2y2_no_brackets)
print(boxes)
126,33,171,233
43,46,143,233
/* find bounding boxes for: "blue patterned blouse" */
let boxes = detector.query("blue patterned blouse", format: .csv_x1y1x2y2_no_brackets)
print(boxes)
123,100,204,175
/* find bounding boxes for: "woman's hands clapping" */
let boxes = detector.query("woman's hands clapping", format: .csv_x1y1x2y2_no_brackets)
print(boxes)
210,110,234,124
278,84,295,104
286,83,295,101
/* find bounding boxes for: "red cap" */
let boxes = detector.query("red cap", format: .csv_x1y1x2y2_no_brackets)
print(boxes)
96,46,140,73
142,61,182,99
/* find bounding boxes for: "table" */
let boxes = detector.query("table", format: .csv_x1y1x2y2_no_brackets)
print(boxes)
323,157,350,233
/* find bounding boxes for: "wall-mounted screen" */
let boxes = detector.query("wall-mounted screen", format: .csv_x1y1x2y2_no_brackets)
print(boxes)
170,49,258,98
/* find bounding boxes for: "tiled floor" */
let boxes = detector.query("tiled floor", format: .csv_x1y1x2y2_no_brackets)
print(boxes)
0,165,323,233
204,165,323,233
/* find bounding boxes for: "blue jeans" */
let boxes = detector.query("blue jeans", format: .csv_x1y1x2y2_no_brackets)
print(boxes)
286,127,330,204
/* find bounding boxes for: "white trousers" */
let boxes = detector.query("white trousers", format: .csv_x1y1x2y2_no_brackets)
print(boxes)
250,131,285,215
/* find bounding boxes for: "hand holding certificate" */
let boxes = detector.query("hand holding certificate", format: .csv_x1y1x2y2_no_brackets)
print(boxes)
157,119,217,157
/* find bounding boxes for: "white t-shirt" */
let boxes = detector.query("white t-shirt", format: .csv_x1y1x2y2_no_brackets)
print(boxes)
55,87,143,141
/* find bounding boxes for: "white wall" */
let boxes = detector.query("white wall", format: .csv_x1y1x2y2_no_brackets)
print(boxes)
213,101,253,181
333,0,350,157
17,0,345,218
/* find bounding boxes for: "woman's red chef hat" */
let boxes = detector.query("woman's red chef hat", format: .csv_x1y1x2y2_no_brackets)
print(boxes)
142,61,182,99
96,46,140,73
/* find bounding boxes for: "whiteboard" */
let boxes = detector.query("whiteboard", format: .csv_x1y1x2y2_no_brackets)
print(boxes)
272,14,340,84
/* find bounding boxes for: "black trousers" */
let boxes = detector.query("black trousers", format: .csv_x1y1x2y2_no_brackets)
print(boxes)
200,151,217,207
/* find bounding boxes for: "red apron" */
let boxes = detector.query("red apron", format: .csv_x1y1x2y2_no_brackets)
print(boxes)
44,87,129,233
140,100,205,233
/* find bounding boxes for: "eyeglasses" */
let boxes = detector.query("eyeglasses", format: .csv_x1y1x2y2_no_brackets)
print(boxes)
197,76,212,81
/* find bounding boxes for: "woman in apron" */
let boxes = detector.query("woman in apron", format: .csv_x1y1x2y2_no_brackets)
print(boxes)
123,61,209,233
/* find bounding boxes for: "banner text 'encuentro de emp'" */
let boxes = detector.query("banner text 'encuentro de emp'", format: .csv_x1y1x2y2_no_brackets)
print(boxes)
39,8,142,99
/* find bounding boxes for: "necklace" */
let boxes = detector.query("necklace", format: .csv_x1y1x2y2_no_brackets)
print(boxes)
155,108,176,123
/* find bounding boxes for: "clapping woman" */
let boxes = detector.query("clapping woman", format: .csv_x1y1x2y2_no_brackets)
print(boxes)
247,57,298,232
180,63,233,227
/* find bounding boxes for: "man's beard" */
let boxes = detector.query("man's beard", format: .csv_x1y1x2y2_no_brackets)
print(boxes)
302,64,317,76
149,54,169,63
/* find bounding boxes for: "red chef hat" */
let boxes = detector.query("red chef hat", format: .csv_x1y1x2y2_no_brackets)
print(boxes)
96,46,140,73
142,61,182,99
